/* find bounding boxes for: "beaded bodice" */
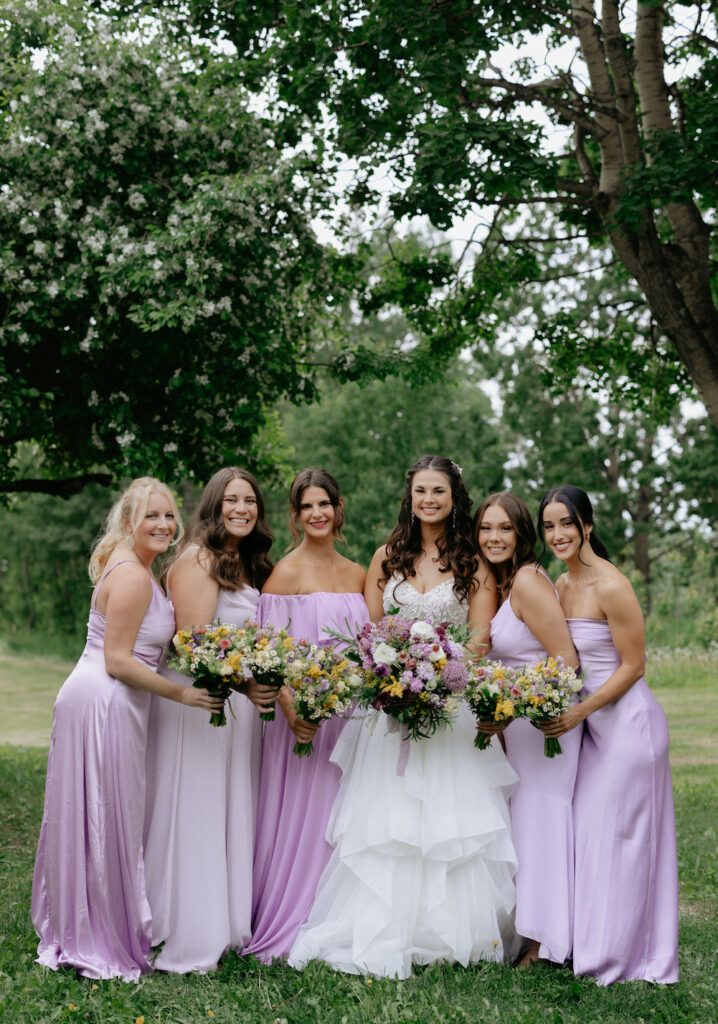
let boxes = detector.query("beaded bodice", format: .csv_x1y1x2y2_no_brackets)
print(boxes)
383,575,468,628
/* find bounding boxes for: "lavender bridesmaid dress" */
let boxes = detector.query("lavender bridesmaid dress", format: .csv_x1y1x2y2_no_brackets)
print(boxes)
244,591,370,964
488,567,581,965
32,562,175,981
569,619,679,984
143,570,262,972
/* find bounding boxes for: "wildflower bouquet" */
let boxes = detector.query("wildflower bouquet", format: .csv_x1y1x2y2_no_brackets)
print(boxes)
284,641,363,757
168,623,245,726
464,661,524,750
349,613,471,741
236,622,296,722
516,656,583,757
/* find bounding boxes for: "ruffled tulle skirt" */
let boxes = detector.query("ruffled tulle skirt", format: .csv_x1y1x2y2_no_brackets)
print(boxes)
288,705,520,978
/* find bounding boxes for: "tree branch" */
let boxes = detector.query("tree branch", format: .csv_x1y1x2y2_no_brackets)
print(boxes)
0,473,113,499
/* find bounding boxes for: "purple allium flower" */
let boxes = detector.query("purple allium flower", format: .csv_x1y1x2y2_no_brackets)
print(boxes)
442,659,469,693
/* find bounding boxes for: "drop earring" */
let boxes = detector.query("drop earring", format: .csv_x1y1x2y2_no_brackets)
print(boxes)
411,512,416,529
451,507,456,529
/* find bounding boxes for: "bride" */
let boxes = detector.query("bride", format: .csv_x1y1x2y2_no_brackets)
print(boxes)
288,455,520,978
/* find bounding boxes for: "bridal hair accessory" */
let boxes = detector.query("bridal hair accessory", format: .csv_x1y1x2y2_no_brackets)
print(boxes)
451,462,463,476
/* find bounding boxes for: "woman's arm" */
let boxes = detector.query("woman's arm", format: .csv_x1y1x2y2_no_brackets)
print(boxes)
170,549,220,630
543,573,646,737
363,547,388,623
467,569,497,659
102,565,222,711
512,569,579,668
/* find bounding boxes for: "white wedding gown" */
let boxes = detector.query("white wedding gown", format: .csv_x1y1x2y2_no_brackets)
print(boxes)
288,576,520,978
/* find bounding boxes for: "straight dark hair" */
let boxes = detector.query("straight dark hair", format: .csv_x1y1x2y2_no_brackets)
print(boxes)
380,454,478,601
165,467,273,591
473,492,538,604
537,485,611,565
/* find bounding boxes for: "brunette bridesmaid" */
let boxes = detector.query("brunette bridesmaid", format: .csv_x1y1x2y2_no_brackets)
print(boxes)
143,468,275,972
538,485,678,985
475,492,580,968
244,468,369,963
32,478,221,981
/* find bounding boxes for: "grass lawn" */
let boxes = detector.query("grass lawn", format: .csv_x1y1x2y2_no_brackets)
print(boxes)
0,650,716,1023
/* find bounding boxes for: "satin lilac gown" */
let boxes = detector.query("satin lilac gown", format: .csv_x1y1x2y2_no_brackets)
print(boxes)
569,619,678,984
288,577,520,979
143,563,261,972
32,561,175,981
488,567,581,965
244,591,370,963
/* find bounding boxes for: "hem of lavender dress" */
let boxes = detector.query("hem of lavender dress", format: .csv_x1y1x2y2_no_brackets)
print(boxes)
573,960,679,986
36,946,146,983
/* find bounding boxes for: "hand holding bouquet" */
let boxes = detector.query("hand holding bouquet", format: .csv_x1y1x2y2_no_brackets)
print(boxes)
236,622,296,722
464,661,523,750
285,641,363,757
168,623,245,726
516,656,583,757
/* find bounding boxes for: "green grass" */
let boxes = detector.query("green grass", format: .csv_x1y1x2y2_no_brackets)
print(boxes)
0,654,716,1023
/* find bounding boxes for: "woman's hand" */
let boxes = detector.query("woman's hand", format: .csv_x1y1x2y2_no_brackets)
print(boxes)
475,720,508,736
537,705,586,737
178,686,225,713
283,704,321,743
244,678,282,713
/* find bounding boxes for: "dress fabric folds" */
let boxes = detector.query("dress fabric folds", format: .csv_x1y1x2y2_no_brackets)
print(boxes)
32,562,175,981
288,576,520,978
143,580,262,973
569,618,679,985
488,568,581,965
244,591,370,964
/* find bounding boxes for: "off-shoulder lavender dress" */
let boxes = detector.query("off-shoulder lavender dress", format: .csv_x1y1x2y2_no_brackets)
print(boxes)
32,561,175,981
288,577,520,979
488,567,581,965
244,591,370,963
143,561,262,973
569,618,678,984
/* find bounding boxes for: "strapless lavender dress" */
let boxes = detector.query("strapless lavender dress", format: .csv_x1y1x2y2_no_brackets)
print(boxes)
32,562,175,981
488,572,581,965
143,581,262,972
569,619,678,984
244,591,369,964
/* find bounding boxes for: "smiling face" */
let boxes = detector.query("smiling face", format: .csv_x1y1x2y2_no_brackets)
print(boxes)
477,504,517,565
132,491,177,559
298,485,338,538
411,469,453,527
541,500,589,562
221,477,258,547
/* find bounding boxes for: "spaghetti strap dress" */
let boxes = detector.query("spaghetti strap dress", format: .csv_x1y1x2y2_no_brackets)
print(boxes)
568,618,678,984
244,591,370,964
488,566,581,964
143,554,261,973
32,561,175,981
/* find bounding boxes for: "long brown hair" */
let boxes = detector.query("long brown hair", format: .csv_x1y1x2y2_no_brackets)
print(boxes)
380,455,477,600
166,467,273,591
288,468,346,547
473,492,538,604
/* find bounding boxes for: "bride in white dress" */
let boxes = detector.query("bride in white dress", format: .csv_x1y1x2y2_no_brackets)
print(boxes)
288,455,520,978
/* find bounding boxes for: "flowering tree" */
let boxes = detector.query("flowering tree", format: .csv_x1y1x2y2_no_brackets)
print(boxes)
159,0,718,429
0,3,370,495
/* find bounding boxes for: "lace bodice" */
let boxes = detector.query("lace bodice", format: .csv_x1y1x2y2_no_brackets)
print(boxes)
383,575,468,629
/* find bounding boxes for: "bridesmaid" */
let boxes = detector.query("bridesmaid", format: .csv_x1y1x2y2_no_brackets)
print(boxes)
244,468,369,963
143,467,275,972
474,492,580,968
538,485,679,985
32,478,222,981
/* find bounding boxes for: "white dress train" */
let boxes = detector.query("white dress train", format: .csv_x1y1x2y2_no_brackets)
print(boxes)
288,576,520,978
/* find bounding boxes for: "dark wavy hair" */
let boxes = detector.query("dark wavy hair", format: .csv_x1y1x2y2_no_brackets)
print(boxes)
537,485,611,565
288,468,346,547
473,492,538,604
165,467,273,591
380,455,478,601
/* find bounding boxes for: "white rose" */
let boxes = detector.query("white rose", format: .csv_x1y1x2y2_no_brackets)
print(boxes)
409,621,435,642
373,642,398,666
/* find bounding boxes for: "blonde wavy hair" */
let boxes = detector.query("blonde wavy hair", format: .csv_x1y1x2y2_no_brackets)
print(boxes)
88,477,183,583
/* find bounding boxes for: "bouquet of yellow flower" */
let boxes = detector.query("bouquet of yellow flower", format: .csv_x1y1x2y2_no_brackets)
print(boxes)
516,656,583,757
464,661,524,750
167,623,245,726
236,622,296,722
284,640,363,757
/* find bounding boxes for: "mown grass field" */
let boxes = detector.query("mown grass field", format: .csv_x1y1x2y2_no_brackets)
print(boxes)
0,649,716,1024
